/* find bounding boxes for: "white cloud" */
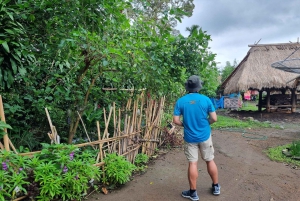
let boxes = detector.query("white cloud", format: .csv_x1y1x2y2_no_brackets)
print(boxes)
176,0,300,68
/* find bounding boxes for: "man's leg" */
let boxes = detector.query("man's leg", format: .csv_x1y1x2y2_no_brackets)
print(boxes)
206,160,218,184
188,161,198,189
206,160,220,195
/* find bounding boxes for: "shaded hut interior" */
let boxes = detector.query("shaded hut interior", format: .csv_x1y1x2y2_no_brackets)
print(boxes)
221,42,300,113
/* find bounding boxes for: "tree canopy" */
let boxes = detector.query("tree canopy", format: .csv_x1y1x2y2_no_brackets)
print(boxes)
0,0,220,149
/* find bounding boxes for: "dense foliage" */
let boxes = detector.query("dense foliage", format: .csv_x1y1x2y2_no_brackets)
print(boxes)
0,144,100,200
0,0,219,150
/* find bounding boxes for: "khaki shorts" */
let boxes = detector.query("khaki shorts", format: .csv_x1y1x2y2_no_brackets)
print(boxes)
184,136,214,162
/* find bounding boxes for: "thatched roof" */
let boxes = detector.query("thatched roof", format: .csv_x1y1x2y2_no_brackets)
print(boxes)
221,42,300,94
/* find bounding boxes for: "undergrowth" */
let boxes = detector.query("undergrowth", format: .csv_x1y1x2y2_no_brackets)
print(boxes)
266,143,300,168
211,115,280,129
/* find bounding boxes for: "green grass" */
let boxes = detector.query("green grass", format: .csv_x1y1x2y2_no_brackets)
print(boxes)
212,114,300,167
266,143,300,167
211,115,279,129
239,101,258,111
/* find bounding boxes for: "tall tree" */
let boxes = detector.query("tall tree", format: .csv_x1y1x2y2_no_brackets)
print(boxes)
221,61,236,83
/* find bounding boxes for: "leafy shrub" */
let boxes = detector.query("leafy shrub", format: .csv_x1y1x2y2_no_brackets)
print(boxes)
290,141,300,157
103,153,136,186
0,151,29,201
0,144,101,201
134,153,149,172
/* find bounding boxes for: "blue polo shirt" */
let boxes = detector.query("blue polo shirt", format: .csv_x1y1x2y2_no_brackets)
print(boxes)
173,93,215,143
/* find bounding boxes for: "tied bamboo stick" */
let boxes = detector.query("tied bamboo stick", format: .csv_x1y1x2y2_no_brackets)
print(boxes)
0,141,4,150
96,121,105,179
45,108,56,143
118,108,121,155
77,111,95,150
0,95,9,151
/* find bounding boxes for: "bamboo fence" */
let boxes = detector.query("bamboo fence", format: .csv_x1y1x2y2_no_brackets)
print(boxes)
1,94,166,165
1,93,167,201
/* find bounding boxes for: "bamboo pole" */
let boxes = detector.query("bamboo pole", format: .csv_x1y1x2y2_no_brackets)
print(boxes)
77,111,95,150
118,108,121,155
12,195,28,201
96,121,105,179
0,141,4,150
18,131,143,157
9,139,18,154
123,113,128,154
113,102,117,151
0,95,9,151
45,108,56,143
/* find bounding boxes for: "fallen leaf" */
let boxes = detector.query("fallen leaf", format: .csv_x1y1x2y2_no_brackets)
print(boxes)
102,187,108,195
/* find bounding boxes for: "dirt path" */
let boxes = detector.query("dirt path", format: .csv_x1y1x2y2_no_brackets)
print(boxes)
87,121,300,201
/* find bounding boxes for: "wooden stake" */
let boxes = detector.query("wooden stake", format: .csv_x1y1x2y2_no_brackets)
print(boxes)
0,95,9,151
9,139,18,154
45,108,56,143
118,108,121,155
77,111,95,150
96,121,105,179
0,141,4,150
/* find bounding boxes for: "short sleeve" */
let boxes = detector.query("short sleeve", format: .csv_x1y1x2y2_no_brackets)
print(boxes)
173,101,181,116
208,98,216,113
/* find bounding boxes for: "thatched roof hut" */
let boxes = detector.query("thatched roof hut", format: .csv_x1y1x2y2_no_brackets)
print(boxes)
221,42,300,94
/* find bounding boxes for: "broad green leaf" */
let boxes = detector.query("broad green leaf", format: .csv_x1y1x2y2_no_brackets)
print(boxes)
18,67,26,76
10,58,17,74
103,60,109,66
2,41,9,53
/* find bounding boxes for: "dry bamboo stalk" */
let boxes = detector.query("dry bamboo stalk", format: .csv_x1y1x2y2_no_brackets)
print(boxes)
126,98,132,111
0,95,9,151
102,108,107,139
122,113,128,154
77,111,95,150
113,102,116,137
12,195,28,201
18,131,143,157
113,102,117,151
0,141,4,150
123,116,131,154
149,99,158,154
151,98,164,154
96,121,105,179
103,106,113,139
132,100,137,132
96,121,101,163
143,98,153,154
103,106,113,152
93,161,105,167
9,139,18,154
45,108,56,142
118,108,121,155
137,94,144,131
120,144,141,158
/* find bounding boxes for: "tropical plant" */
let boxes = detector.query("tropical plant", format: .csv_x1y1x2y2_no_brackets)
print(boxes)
103,153,136,186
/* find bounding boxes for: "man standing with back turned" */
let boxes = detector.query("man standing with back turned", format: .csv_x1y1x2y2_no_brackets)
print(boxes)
173,75,220,201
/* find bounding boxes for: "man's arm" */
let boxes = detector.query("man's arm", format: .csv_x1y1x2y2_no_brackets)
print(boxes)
208,111,217,125
173,115,184,127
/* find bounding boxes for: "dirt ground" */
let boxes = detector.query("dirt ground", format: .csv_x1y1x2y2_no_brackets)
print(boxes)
86,110,300,201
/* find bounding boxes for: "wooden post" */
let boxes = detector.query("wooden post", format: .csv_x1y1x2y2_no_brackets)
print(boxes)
258,90,263,112
291,88,296,113
266,89,270,113
0,95,9,151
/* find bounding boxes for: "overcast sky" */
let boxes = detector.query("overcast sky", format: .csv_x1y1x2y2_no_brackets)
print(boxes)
176,0,300,69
